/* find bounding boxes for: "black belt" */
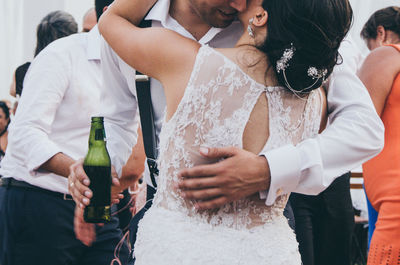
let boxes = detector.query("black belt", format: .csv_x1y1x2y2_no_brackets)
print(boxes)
0,178,73,200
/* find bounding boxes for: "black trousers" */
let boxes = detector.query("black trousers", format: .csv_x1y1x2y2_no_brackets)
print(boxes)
117,189,134,233
0,185,130,265
284,200,296,230
289,172,354,265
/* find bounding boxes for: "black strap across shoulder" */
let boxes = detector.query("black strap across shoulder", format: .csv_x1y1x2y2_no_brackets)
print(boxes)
135,18,158,188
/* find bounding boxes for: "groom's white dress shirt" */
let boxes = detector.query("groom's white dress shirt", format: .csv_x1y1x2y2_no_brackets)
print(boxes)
100,0,384,206
260,37,383,205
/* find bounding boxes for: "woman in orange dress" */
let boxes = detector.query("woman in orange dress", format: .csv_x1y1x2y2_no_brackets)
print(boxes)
359,6,400,264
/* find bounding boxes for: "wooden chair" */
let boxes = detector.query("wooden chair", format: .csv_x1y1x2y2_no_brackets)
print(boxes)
350,172,364,190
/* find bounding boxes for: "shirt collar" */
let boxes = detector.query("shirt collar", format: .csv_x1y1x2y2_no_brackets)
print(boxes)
144,0,228,44
145,0,170,26
86,25,101,61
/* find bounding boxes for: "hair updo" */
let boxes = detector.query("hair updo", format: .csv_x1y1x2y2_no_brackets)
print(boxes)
258,0,353,93
361,6,400,41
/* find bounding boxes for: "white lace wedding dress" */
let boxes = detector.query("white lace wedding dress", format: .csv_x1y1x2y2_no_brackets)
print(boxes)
134,45,323,264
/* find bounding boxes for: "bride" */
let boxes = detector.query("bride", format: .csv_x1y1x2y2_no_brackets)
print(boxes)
99,0,352,263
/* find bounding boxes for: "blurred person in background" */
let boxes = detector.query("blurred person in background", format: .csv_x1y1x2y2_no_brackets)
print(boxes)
359,6,400,265
0,101,11,163
360,6,400,248
0,100,12,114
9,62,31,98
82,8,97,32
9,10,78,117
361,6,400,51
34,10,78,57
0,0,131,264
9,62,31,115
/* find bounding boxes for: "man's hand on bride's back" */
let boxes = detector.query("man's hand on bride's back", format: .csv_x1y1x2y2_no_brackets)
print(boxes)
177,147,271,210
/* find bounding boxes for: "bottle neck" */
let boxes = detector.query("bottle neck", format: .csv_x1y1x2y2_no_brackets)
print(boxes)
88,122,106,148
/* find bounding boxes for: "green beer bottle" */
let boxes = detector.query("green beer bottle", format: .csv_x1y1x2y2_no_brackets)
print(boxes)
83,117,111,223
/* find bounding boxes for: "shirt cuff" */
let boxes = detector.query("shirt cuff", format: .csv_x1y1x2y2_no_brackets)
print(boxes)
260,144,302,206
26,142,62,176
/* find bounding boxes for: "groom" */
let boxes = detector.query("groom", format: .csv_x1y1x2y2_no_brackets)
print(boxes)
70,0,383,254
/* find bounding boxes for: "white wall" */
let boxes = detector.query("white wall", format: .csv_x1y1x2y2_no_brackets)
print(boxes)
65,0,94,31
0,0,93,101
1,0,399,101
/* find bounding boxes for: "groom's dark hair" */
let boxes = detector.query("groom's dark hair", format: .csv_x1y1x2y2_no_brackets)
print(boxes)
258,0,353,93
95,0,114,21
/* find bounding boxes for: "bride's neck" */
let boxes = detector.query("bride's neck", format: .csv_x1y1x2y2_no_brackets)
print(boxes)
233,33,277,87
235,32,257,48
235,20,267,48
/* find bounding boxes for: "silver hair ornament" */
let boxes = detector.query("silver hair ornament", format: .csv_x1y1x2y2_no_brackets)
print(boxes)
307,67,328,80
276,44,328,97
276,44,296,73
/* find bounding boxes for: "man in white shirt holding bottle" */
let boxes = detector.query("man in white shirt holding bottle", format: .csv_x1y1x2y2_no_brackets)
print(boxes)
69,0,384,256
0,1,131,264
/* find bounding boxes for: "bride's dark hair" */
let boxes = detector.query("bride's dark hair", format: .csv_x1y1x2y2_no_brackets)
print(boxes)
258,0,353,93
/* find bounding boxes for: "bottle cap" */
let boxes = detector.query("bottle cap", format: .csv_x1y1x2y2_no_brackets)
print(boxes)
91,116,104,122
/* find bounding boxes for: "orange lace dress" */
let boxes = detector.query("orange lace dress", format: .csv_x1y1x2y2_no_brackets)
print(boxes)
363,44,400,264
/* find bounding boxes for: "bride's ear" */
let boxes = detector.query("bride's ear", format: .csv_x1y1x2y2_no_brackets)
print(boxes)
252,10,268,27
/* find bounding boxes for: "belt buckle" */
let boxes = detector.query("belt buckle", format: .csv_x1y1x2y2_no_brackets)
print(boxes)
63,193,73,201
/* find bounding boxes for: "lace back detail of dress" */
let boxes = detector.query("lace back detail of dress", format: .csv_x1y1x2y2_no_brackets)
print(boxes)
153,45,323,230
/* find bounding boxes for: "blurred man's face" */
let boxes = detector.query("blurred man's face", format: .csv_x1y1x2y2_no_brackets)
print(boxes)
188,0,247,28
